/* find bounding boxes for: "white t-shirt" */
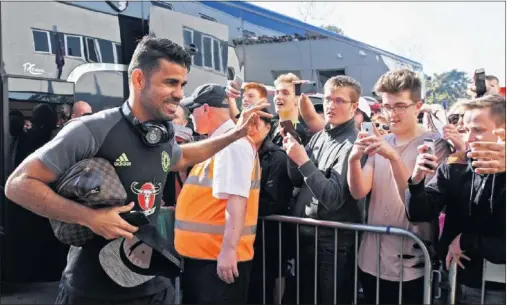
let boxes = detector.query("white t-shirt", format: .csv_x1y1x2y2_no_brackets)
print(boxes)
359,131,449,282
210,120,256,200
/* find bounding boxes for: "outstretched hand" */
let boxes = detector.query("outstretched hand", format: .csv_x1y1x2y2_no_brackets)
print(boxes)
468,128,506,174
234,102,273,138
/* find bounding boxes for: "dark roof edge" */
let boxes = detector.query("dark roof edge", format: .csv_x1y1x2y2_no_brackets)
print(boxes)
208,1,422,68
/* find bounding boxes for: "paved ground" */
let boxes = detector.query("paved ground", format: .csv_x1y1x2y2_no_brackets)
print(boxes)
0,281,59,304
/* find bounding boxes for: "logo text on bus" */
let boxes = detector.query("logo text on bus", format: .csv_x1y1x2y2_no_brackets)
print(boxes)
22,63,45,75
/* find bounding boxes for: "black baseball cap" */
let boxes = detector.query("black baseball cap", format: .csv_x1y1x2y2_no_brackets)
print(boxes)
180,83,230,112
99,216,181,288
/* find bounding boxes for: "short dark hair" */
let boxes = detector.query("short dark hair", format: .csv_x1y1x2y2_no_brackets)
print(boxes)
324,75,362,103
374,69,422,102
486,75,499,84
259,108,272,125
128,35,192,82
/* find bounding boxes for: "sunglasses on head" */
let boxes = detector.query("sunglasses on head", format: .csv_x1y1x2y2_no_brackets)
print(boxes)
447,113,464,125
375,122,390,131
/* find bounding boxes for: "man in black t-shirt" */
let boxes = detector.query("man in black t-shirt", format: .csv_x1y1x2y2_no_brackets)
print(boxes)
5,36,271,305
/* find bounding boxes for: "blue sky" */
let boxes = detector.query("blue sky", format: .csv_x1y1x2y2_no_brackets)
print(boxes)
251,1,506,84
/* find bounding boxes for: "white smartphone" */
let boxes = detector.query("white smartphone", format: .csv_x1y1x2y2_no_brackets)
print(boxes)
232,74,243,90
424,138,436,156
361,122,374,136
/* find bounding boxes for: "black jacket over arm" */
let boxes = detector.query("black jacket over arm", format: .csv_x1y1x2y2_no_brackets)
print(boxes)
406,156,506,289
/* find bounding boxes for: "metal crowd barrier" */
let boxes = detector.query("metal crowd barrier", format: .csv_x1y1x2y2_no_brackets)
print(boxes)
448,259,506,304
260,215,434,305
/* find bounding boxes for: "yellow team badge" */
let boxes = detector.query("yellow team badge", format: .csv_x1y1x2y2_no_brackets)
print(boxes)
161,151,171,172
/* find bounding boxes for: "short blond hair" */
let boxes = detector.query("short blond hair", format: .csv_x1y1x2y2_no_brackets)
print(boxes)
274,73,300,87
461,94,506,126
449,99,466,115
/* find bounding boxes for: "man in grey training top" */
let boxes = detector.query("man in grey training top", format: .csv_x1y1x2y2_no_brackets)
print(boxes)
4,35,269,305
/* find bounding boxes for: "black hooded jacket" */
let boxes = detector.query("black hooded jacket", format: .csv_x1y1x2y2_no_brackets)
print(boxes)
257,137,293,217
251,137,293,268
405,152,506,289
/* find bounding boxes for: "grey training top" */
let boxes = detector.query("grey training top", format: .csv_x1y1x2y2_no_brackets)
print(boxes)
34,106,181,300
288,118,366,244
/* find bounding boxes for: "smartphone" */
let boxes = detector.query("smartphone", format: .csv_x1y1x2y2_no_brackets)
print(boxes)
280,120,301,143
474,68,487,98
424,138,436,156
120,210,150,226
361,122,374,136
423,138,436,170
295,82,317,96
232,74,244,91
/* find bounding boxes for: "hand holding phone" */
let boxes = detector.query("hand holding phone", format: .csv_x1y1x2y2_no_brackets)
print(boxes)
361,122,374,137
280,120,301,143
294,81,317,96
474,68,487,98
232,75,243,90
411,140,440,184
423,138,437,170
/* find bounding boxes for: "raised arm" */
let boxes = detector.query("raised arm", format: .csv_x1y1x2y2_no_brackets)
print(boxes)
298,94,325,133
171,102,271,171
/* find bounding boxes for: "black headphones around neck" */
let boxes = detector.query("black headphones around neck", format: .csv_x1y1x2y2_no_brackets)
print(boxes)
120,101,174,147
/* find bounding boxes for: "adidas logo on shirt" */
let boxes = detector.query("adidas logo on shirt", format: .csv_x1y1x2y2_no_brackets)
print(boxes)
114,153,131,167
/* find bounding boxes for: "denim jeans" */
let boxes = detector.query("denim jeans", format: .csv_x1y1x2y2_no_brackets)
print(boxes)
55,281,175,305
296,239,355,305
458,284,506,304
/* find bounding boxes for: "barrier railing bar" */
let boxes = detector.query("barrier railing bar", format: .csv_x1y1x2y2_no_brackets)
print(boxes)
376,235,380,304
448,260,458,304
333,228,338,305
262,215,433,304
354,231,359,305
278,221,282,305
448,259,507,305
399,236,404,304
296,224,300,305
481,261,486,304
262,219,266,305
314,226,318,305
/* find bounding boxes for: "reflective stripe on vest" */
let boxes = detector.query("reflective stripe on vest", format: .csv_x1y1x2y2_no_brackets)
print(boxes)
175,149,261,262
174,220,257,235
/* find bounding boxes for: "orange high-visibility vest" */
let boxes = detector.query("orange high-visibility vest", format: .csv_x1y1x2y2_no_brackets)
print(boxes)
174,144,261,262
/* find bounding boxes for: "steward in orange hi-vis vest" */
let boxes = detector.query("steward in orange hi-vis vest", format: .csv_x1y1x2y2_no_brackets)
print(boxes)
174,144,261,262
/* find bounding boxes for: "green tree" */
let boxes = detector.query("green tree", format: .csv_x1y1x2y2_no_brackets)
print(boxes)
425,69,471,108
321,24,345,36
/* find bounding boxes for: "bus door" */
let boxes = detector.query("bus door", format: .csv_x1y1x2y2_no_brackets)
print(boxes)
1,76,74,283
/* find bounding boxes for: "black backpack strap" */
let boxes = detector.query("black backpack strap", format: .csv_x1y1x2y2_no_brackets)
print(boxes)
176,172,184,186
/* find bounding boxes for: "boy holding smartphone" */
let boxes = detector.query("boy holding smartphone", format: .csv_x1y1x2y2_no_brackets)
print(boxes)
406,94,506,304
282,75,365,304
347,69,451,304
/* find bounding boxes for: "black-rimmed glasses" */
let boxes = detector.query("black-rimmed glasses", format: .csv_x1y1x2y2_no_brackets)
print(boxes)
381,103,416,115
